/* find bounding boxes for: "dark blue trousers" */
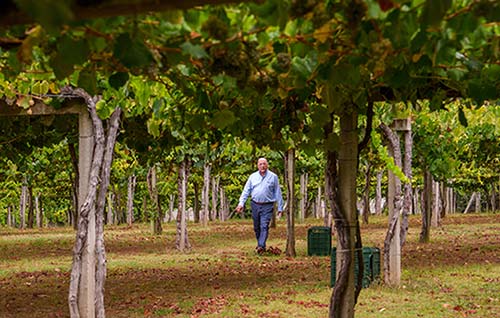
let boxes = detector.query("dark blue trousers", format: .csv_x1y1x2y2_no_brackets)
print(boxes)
250,201,274,249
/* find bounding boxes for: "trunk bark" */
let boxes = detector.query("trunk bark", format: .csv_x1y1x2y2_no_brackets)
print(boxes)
431,179,440,227
329,107,359,318
375,170,383,215
211,176,219,221
490,188,497,212
168,194,175,223
176,159,191,251
147,166,162,235
64,87,121,318
7,205,13,227
94,108,121,318
35,194,43,228
464,192,476,213
201,163,211,226
27,185,34,228
362,162,371,224
19,178,27,229
299,172,308,222
106,192,113,225
193,182,200,223
315,186,322,219
219,186,228,221
419,169,432,243
126,174,136,226
285,148,296,257
413,187,420,215
475,192,481,213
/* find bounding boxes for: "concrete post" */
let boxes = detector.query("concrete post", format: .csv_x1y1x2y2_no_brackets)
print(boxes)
387,169,401,285
78,110,95,317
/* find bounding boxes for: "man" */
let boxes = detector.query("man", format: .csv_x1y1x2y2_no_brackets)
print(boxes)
236,157,284,254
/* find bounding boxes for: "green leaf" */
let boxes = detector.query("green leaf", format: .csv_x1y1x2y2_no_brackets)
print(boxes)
95,100,113,119
114,33,153,69
58,36,89,66
108,72,130,89
49,53,74,80
324,132,340,151
78,69,97,96
420,0,452,27
458,107,468,127
180,42,209,59
212,109,237,129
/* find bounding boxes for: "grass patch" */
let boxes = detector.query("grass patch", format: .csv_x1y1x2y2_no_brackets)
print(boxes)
0,213,499,317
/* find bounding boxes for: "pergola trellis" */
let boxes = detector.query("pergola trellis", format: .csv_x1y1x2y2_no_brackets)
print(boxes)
0,99,96,314
0,0,254,317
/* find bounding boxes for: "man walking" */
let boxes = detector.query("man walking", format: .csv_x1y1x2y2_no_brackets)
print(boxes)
236,158,284,254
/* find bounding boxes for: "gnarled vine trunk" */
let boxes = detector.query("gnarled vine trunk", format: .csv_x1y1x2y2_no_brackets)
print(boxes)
176,158,191,252
64,87,121,318
147,165,162,235
329,107,360,318
284,148,296,257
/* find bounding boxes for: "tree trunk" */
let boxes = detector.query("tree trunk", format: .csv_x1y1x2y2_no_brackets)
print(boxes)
315,186,322,219
19,178,27,229
362,162,371,224
299,172,308,223
126,174,136,226
7,205,13,227
168,194,175,223
413,187,420,215
285,148,296,257
106,192,114,225
193,181,200,223
27,185,34,228
329,107,359,318
431,179,440,227
375,170,383,215
176,159,191,251
94,108,121,318
201,162,211,226
419,169,432,243
475,192,481,213
147,166,162,235
464,192,475,213
211,176,219,221
35,193,43,228
490,188,497,212
219,186,227,221
64,87,120,318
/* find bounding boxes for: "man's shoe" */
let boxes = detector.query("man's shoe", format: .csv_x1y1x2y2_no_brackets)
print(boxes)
255,246,265,255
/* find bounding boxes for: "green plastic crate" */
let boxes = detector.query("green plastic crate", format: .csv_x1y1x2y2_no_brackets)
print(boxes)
307,226,332,256
330,247,380,288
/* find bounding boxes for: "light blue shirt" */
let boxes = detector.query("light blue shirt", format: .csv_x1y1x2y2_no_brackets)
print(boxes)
238,170,284,212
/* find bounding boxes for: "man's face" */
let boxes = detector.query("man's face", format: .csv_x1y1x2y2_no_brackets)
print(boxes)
258,159,268,174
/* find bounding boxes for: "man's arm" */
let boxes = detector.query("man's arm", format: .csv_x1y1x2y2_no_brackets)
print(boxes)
274,174,284,214
236,177,252,213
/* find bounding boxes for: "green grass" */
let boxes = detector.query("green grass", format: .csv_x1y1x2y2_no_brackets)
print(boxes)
0,213,499,317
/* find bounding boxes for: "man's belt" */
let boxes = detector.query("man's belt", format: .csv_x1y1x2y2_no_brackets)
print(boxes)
252,200,274,205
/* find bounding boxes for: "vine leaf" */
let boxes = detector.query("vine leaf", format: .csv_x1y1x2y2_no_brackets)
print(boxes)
114,33,154,69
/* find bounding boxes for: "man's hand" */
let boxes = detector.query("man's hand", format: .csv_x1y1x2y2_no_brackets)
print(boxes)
277,211,283,218
235,205,243,214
